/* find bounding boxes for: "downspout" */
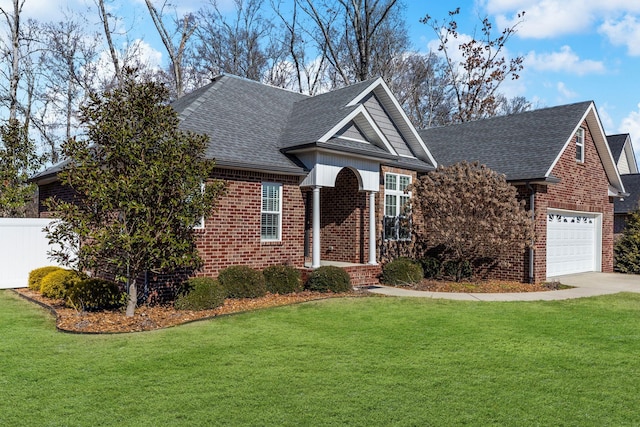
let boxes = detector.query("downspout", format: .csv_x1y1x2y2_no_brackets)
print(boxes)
526,182,536,284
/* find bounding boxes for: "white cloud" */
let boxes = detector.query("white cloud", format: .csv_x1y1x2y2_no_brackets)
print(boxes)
599,14,640,56
0,0,92,22
486,1,640,39
128,39,163,71
620,104,640,161
525,46,605,75
556,82,577,100
597,103,615,133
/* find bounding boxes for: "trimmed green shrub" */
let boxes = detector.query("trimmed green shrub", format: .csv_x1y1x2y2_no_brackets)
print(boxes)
420,257,441,279
263,265,303,294
40,269,84,299
175,277,226,311
66,278,125,311
305,266,351,293
28,266,63,291
218,265,267,299
381,258,424,285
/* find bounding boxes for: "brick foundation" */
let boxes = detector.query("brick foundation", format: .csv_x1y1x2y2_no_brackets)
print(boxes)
300,264,381,287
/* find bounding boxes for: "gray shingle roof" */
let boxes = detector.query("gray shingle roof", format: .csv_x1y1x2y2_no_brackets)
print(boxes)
615,174,640,213
176,75,433,174
29,159,70,183
280,79,377,147
418,101,593,181
607,134,628,162
177,75,309,174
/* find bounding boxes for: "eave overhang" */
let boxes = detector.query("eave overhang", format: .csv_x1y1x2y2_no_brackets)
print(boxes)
282,142,398,162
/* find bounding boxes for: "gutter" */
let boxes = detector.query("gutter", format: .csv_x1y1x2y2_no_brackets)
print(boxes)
526,182,536,284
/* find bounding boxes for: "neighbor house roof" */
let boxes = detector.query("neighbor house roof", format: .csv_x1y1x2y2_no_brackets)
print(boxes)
606,133,639,175
607,134,628,161
418,101,625,194
615,174,640,213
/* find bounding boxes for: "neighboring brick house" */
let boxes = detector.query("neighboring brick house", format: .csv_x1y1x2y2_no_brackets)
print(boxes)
419,101,626,282
32,77,626,286
607,134,640,235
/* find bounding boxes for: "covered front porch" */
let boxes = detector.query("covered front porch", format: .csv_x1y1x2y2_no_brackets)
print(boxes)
297,152,382,284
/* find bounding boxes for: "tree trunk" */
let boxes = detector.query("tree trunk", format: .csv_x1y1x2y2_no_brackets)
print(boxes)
126,278,137,317
96,0,121,83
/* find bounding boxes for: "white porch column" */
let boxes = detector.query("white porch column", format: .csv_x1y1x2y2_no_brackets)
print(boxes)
368,191,377,265
312,186,321,268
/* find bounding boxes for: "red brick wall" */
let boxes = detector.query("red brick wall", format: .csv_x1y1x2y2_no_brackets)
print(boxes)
476,184,535,283
38,181,78,218
533,120,614,281
195,168,306,278
319,168,368,263
488,120,614,283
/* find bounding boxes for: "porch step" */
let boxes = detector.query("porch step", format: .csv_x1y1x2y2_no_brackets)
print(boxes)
300,264,381,288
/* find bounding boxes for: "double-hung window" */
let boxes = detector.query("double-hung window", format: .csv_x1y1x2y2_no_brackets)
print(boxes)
384,173,411,240
261,182,282,241
575,127,585,163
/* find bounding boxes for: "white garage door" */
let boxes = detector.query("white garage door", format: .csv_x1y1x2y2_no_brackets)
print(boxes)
546,210,600,277
0,218,61,289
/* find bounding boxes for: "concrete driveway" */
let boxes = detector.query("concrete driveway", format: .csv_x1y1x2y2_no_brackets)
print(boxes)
366,272,640,301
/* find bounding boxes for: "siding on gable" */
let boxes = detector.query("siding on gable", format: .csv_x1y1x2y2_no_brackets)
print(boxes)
362,93,414,158
618,148,630,174
336,122,368,142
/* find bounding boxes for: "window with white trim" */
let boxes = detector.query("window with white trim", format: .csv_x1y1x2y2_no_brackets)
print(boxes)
576,127,585,163
194,181,206,229
261,182,282,241
384,173,411,240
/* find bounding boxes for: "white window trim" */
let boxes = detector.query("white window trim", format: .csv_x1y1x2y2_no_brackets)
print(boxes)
576,127,585,163
384,172,412,241
194,181,206,229
261,182,283,242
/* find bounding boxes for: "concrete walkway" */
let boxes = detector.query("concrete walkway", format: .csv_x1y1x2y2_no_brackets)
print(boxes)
365,272,640,301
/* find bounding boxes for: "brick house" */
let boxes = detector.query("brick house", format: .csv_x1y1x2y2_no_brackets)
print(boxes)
34,75,437,286
420,101,626,282
33,77,626,285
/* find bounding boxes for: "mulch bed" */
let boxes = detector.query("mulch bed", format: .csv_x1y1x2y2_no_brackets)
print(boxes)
13,280,568,334
14,288,362,334
397,279,568,293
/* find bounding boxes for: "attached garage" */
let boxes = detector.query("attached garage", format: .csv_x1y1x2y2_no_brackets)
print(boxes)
546,209,602,277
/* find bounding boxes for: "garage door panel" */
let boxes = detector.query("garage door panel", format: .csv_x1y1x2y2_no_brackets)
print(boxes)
547,211,598,277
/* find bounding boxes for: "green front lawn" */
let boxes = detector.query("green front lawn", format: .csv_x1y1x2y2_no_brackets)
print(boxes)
2,290,640,426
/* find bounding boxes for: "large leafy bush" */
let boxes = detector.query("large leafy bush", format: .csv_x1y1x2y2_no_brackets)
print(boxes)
412,161,534,281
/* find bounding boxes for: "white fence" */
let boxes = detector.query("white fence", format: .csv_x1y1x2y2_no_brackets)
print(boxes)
0,218,61,289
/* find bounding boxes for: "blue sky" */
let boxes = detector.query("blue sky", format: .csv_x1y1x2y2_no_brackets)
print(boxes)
7,0,640,160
